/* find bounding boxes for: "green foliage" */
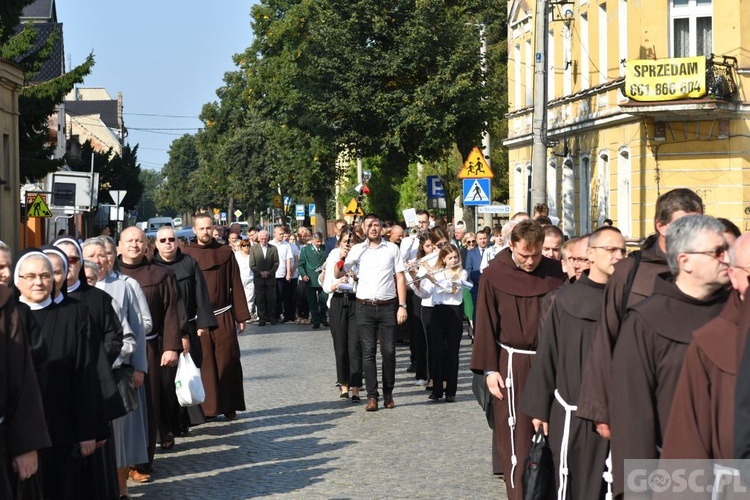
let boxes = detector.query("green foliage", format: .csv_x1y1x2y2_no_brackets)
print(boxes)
72,141,144,212
157,134,200,215
396,162,428,216
137,169,164,220
1,2,96,182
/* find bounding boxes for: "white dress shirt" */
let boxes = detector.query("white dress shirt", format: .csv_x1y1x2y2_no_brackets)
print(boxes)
421,268,470,306
270,239,292,278
344,238,405,301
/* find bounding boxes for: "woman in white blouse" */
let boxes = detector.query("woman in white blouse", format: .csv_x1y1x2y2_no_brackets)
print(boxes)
421,244,471,403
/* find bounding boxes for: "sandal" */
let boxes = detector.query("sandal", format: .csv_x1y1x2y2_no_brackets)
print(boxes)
160,433,175,450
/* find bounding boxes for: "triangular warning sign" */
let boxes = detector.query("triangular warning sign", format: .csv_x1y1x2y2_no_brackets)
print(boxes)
458,146,494,179
345,197,364,216
464,180,490,203
27,194,52,218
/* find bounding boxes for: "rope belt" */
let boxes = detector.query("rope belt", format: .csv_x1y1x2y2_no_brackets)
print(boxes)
214,305,232,316
498,342,536,489
554,389,578,500
603,449,613,500
145,332,159,341
712,463,740,500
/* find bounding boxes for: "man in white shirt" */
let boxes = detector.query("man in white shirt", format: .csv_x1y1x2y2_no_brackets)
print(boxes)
270,226,293,322
338,213,408,412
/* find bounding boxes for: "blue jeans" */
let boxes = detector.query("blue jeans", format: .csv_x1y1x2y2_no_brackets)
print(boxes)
356,302,397,399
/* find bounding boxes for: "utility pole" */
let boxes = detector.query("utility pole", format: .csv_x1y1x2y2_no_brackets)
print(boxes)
531,0,549,208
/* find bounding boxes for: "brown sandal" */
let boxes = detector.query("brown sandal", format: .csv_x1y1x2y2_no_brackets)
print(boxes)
160,433,175,450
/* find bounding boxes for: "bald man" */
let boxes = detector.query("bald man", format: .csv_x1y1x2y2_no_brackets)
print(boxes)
118,226,183,478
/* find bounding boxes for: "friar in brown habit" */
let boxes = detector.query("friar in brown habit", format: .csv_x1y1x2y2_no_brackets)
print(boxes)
521,226,626,500
609,215,729,497
470,220,565,500
661,233,750,460
183,213,250,419
576,188,703,439
117,227,183,476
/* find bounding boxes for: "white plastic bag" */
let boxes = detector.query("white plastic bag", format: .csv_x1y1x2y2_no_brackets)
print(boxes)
175,353,205,407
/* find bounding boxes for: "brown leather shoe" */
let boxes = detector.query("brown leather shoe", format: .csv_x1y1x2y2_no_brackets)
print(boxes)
128,469,151,483
384,394,394,409
365,397,378,412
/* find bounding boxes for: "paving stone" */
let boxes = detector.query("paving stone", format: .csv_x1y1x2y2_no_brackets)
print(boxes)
129,322,508,499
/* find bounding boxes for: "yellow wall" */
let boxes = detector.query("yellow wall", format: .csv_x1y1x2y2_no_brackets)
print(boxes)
0,59,23,253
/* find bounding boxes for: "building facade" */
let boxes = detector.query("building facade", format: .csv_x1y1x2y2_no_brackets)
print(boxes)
506,0,748,239
0,60,24,252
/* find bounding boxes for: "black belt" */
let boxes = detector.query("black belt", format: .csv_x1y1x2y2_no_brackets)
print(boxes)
333,292,357,299
356,297,397,306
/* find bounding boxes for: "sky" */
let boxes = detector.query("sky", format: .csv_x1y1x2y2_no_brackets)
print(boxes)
56,0,258,172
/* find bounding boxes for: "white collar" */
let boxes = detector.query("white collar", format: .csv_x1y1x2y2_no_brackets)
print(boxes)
19,296,53,310
67,279,81,292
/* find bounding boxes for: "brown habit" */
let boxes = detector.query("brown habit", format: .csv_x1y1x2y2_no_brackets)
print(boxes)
118,256,183,468
470,248,565,499
577,234,668,425
0,287,51,498
520,274,609,500
609,274,727,496
184,240,250,416
661,290,743,460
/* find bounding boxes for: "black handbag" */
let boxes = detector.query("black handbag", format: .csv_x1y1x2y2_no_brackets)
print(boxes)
15,474,43,500
112,364,137,413
471,372,495,430
522,428,555,500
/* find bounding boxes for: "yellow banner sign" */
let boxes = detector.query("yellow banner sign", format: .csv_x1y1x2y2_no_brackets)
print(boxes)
625,56,706,102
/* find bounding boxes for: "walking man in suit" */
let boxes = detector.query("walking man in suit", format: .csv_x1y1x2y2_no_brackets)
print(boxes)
249,230,280,326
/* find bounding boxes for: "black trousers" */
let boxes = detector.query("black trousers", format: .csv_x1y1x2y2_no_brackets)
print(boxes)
428,304,463,398
408,291,428,380
329,293,362,387
306,286,328,326
421,306,434,381
357,302,397,399
254,276,276,322
296,279,310,319
276,277,297,320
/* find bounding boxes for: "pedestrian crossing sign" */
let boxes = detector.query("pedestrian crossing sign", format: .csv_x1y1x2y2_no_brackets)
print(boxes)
458,146,494,179
27,194,52,218
462,178,491,206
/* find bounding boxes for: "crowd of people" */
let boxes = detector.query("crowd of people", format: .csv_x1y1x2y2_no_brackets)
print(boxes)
6,188,750,499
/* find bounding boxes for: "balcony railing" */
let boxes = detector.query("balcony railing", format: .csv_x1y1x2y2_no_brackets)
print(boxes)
706,54,738,101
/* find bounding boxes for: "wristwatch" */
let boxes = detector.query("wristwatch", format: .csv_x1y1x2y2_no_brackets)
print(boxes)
399,303,407,309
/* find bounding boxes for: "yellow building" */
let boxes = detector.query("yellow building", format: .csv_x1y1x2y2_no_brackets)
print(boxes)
0,59,24,253
506,0,747,239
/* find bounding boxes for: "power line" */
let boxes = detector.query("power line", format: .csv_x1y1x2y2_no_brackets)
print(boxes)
129,127,201,131
123,112,200,119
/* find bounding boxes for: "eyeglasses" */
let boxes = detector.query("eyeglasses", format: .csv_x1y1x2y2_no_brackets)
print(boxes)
465,240,477,245
67,256,80,264
19,272,52,282
684,244,729,260
568,256,589,264
159,237,176,243
436,241,447,249
240,243,250,248
589,246,627,256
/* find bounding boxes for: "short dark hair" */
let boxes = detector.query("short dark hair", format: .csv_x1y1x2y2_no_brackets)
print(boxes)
718,217,741,238
363,212,380,223
535,216,552,225
533,203,550,217
416,209,430,218
603,218,614,226
544,225,564,240
510,220,545,246
655,189,703,225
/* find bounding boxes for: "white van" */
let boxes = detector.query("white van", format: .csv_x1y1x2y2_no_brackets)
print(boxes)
147,217,173,233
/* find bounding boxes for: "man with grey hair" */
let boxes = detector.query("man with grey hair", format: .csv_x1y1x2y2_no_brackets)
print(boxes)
249,230,279,326
608,214,729,496
663,233,749,459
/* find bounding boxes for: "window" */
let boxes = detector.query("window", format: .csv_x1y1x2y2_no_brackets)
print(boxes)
562,159,575,237
526,40,533,105
597,151,610,226
548,22,556,100
579,156,591,233
547,158,558,218
514,44,522,109
598,3,608,84
514,164,524,213
563,26,572,96
671,0,712,57
580,13,590,89
619,0,628,76
618,147,632,237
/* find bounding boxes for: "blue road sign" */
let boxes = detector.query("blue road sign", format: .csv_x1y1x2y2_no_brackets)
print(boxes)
426,175,445,199
295,204,305,220
309,203,316,216
462,178,491,206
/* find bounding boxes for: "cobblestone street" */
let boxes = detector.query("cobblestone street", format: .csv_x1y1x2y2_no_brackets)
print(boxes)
130,321,507,499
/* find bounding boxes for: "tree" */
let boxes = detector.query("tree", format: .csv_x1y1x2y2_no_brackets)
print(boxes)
138,168,164,221
1,1,95,182
158,134,200,217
